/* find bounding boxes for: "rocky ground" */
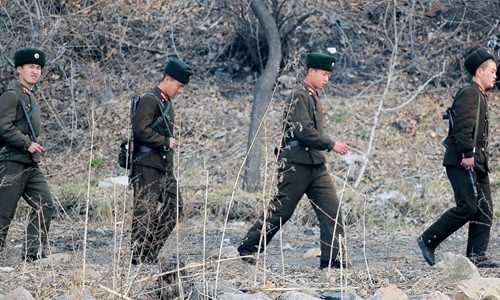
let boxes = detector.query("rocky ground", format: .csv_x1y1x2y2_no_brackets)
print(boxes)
0,200,499,299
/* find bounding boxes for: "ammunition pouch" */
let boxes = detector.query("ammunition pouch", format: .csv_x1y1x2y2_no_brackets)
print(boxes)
118,139,133,169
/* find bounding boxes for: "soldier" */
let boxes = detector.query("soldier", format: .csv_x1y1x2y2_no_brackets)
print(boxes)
0,48,54,262
418,47,498,268
131,59,193,265
238,52,350,269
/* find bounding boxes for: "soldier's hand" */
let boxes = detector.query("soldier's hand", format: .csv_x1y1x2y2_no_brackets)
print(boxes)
461,157,474,170
27,142,44,154
333,142,349,155
169,137,178,150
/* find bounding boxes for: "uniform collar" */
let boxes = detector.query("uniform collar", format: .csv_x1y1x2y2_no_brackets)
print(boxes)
470,81,487,97
154,86,170,103
14,81,34,95
302,81,319,97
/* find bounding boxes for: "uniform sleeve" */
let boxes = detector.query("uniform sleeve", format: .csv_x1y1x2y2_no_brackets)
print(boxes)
132,96,170,148
0,91,32,149
453,88,478,158
287,92,335,150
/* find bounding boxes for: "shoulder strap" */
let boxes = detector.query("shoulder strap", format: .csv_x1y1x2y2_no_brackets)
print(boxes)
142,92,171,129
5,88,37,142
151,100,171,129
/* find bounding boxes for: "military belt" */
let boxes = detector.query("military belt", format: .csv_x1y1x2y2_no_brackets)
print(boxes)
286,140,305,147
137,145,153,153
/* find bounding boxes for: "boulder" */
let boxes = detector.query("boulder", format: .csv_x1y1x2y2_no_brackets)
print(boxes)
280,291,322,300
421,291,451,300
209,246,239,259
368,284,409,300
442,252,480,283
218,292,272,300
0,287,34,300
34,253,72,266
454,278,500,300
303,248,321,259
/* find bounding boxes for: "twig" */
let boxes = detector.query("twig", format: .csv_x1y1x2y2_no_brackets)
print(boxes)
353,0,399,189
382,61,447,112
245,286,359,292
99,284,134,300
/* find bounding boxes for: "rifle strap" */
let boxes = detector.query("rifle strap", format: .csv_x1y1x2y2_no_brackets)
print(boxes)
472,93,481,154
151,100,171,129
5,89,37,142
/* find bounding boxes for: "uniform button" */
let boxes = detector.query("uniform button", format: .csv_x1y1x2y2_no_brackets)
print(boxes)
163,156,166,159
305,147,309,151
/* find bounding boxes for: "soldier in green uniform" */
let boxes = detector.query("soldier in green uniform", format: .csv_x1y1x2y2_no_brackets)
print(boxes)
418,47,498,268
0,48,54,262
130,59,193,265
238,52,350,269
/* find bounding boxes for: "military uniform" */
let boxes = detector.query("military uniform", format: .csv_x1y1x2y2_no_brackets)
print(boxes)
239,54,346,268
418,47,496,267
421,82,492,258
0,48,54,260
130,59,192,264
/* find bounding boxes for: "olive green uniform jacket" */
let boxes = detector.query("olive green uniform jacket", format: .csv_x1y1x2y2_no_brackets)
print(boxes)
0,81,41,163
279,83,335,164
132,87,175,171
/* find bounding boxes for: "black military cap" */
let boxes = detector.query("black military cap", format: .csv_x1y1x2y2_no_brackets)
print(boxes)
164,59,194,84
306,52,336,71
14,48,46,68
464,47,495,76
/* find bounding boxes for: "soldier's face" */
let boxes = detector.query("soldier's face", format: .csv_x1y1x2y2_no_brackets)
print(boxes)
164,77,184,97
17,64,42,87
308,69,331,89
477,60,497,90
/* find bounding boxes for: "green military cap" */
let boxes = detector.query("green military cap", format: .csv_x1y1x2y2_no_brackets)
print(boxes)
464,47,495,76
14,48,46,68
306,52,336,71
164,59,194,84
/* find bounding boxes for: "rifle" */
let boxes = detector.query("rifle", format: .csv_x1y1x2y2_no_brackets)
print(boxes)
126,95,140,186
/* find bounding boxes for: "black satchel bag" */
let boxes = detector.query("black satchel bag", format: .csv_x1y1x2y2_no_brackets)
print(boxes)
118,139,132,169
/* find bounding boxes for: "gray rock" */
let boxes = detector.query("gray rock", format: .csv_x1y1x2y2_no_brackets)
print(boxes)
368,284,409,300
324,291,363,300
279,291,322,300
0,267,15,273
209,246,239,259
218,292,272,300
55,288,94,300
442,252,480,283
302,248,321,259
421,291,451,300
455,278,500,300
34,253,72,266
0,287,34,300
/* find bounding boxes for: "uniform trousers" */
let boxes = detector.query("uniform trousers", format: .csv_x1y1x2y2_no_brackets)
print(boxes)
131,165,183,262
240,163,345,263
422,166,493,257
0,160,54,256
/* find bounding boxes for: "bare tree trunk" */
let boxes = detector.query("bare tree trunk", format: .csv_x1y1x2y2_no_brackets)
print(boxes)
242,0,282,192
